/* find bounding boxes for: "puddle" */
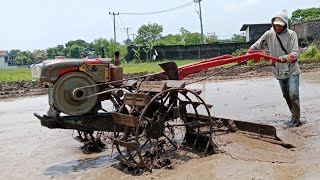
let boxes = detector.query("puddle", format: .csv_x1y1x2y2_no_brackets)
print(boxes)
44,154,118,176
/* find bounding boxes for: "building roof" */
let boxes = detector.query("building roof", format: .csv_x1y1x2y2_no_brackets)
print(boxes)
0,50,7,56
240,23,271,31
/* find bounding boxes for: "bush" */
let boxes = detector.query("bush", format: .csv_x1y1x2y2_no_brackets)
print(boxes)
299,43,320,61
232,48,247,56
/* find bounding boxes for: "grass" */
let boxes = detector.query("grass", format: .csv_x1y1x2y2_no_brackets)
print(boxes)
299,43,320,61
122,59,196,73
0,68,32,82
0,59,198,82
3,45,320,83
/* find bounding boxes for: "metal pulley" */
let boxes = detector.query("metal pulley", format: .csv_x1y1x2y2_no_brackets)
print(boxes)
52,72,98,116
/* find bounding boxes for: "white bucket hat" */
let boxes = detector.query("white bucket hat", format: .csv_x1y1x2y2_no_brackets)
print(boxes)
273,17,285,26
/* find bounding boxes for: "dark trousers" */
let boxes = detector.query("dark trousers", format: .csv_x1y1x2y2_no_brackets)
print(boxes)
278,74,300,121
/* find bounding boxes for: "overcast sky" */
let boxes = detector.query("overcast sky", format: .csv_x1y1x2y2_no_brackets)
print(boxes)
1,0,319,51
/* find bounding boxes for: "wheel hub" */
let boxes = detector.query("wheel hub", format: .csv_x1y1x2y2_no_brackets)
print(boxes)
52,72,98,116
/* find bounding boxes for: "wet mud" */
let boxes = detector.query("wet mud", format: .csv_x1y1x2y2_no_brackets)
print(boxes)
1,60,320,100
1,61,320,179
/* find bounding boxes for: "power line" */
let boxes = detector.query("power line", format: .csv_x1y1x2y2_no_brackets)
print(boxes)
115,17,124,31
118,15,126,29
119,1,194,15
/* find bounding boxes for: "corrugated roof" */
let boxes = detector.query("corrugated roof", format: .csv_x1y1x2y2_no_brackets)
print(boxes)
240,23,271,31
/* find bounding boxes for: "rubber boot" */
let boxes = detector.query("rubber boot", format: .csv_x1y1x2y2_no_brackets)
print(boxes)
291,103,301,127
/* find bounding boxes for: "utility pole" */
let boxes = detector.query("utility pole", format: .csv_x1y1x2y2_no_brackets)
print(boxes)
108,12,119,43
124,27,131,41
194,0,204,43
131,33,135,42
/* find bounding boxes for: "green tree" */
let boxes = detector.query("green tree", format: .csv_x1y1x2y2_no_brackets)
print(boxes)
104,41,128,63
291,7,320,24
135,23,163,45
156,34,183,45
231,34,246,43
8,49,21,64
67,45,82,58
205,32,218,44
46,47,57,59
65,39,90,58
91,38,110,58
32,49,47,62
65,39,90,49
180,27,202,45
46,45,66,59
15,51,33,65
9,49,21,56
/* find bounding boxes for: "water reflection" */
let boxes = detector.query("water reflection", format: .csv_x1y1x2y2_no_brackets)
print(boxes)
44,153,118,176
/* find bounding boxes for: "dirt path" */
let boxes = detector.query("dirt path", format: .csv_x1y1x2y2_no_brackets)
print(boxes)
1,60,320,100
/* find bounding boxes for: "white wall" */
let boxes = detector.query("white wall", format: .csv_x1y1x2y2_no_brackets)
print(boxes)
246,27,250,42
0,57,8,68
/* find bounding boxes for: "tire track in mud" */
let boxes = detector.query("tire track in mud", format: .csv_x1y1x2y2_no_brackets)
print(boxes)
214,133,297,164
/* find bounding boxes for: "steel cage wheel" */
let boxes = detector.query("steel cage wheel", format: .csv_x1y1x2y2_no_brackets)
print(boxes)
133,88,214,171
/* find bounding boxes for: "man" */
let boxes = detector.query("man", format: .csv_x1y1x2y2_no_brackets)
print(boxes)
248,10,302,127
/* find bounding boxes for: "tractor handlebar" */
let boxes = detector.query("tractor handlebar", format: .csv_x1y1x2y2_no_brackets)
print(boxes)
176,50,281,80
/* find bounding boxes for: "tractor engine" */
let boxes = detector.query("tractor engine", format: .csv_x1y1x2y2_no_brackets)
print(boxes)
31,52,123,118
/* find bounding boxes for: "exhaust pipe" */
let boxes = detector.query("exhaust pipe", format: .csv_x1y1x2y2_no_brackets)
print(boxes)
114,51,120,66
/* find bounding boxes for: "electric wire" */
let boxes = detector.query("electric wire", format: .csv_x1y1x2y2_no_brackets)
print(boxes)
115,17,124,31
193,1,199,16
108,1,197,42
118,1,194,15
118,15,127,29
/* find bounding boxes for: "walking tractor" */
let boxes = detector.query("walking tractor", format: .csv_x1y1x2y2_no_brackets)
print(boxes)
31,50,294,172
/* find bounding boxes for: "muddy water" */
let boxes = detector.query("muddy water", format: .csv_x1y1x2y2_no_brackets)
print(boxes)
0,97,117,179
1,72,320,179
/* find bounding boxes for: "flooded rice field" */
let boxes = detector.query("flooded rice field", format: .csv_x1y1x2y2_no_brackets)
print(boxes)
1,71,320,179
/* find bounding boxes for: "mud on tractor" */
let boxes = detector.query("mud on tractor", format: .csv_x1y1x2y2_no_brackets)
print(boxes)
32,50,294,172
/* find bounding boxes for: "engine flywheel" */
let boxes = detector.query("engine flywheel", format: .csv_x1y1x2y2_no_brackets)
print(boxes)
52,72,98,116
